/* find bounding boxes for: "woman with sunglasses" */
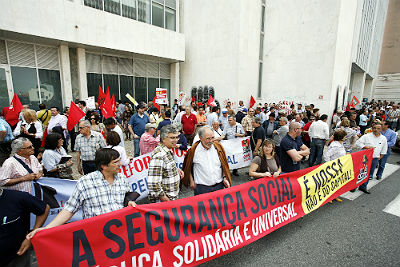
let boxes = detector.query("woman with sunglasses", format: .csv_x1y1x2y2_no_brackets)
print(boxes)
88,112,105,133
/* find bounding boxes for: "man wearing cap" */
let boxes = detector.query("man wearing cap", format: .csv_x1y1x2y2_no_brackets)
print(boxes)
262,113,279,139
181,106,198,145
129,104,150,157
219,108,229,130
140,123,160,155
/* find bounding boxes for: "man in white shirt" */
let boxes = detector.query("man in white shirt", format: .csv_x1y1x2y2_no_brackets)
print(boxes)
308,114,329,166
104,117,125,147
47,107,67,133
354,121,387,194
206,106,220,127
182,126,231,195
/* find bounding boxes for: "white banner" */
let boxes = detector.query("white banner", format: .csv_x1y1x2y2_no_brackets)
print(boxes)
32,137,252,226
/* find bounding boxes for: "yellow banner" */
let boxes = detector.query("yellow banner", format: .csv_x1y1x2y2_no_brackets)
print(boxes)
297,154,355,214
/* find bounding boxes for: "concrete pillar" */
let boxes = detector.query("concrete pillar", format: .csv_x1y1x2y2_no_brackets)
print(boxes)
59,45,73,106
170,62,179,103
363,79,373,102
349,72,366,109
76,48,88,100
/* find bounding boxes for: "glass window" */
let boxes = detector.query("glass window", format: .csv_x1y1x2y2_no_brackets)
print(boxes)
135,77,147,103
104,0,121,15
165,0,176,9
148,78,159,103
122,0,136,19
160,78,170,105
87,73,103,101
84,0,103,10
69,48,80,101
0,68,10,108
38,69,63,109
138,0,150,23
152,2,164,28
103,74,120,100
165,7,176,31
11,67,39,108
120,75,134,103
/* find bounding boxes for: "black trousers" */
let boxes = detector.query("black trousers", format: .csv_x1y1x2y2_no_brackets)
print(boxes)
194,182,224,195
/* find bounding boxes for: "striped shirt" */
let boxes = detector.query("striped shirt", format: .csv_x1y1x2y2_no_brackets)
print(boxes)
147,143,180,203
0,154,42,194
74,131,106,161
64,171,131,219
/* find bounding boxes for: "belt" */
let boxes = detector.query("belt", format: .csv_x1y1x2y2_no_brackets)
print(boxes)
82,160,95,164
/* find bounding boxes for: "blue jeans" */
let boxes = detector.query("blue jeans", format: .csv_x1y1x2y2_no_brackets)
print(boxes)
360,158,379,190
134,137,140,157
376,148,390,177
309,138,325,166
82,161,97,175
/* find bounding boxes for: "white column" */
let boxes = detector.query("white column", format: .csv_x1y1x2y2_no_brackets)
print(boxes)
59,45,73,106
350,72,366,109
363,79,373,101
170,62,180,103
77,47,88,100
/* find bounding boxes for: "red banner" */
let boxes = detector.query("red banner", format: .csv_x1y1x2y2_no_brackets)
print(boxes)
32,150,373,267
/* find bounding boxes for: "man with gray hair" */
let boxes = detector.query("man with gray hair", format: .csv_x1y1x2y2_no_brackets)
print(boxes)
0,137,43,194
147,124,184,203
75,120,106,175
273,116,289,156
182,126,232,195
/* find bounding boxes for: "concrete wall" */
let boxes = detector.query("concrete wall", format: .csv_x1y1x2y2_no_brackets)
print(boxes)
0,0,185,61
378,0,400,74
179,0,260,107
262,0,342,116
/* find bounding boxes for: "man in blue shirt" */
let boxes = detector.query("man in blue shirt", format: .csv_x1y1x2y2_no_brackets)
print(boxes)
376,121,396,179
280,122,310,173
128,104,150,157
157,109,172,135
0,117,14,166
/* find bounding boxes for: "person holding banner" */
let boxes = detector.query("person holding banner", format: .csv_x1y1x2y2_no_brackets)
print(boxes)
147,125,184,203
354,122,387,194
182,126,232,195
27,148,138,239
249,139,281,179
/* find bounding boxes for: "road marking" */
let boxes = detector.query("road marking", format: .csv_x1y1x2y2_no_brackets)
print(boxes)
383,193,400,217
341,163,400,200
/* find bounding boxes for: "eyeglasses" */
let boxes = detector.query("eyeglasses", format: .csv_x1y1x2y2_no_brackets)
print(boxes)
90,118,96,120
168,136,179,140
78,126,88,129
22,145,33,149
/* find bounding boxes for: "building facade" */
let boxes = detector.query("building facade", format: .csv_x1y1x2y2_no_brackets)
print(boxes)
0,0,390,117
0,0,184,110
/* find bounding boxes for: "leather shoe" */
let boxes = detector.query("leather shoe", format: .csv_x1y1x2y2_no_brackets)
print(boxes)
376,176,382,180
232,170,239,176
359,188,371,194
350,189,356,192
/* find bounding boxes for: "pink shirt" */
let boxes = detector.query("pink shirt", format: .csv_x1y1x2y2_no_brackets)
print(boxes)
139,132,160,155
0,154,42,194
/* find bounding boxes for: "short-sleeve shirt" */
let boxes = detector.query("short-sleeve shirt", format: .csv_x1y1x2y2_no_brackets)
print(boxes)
157,119,171,131
74,131,106,161
64,171,131,219
222,123,245,140
129,113,150,137
181,113,197,135
0,189,46,266
280,134,304,173
0,118,14,141
251,126,265,151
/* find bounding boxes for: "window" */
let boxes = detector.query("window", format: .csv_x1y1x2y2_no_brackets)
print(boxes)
152,1,164,28
38,69,63,109
120,75,134,101
103,74,119,100
87,73,103,101
84,0,103,10
165,7,176,31
0,68,9,108
138,0,150,23
104,0,121,15
135,77,147,103
148,77,159,102
11,67,40,107
122,0,136,19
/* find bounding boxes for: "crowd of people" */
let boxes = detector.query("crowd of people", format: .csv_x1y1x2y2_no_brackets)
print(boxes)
0,97,399,266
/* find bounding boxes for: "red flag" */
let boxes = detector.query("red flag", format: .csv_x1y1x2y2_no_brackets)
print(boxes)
101,89,113,119
207,95,216,107
197,102,203,107
98,86,106,108
41,129,48,147
153,96,160,111
111,94,115,115
345,103,351,111
67,101,86,131
250,95,256,108
5,93,23,126
192,96,196,105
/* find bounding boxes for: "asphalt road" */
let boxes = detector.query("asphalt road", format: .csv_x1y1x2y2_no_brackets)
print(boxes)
197,151,400,267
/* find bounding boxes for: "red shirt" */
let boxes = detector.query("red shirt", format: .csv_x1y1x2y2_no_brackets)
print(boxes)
303,122,312,142
181,113,197,135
